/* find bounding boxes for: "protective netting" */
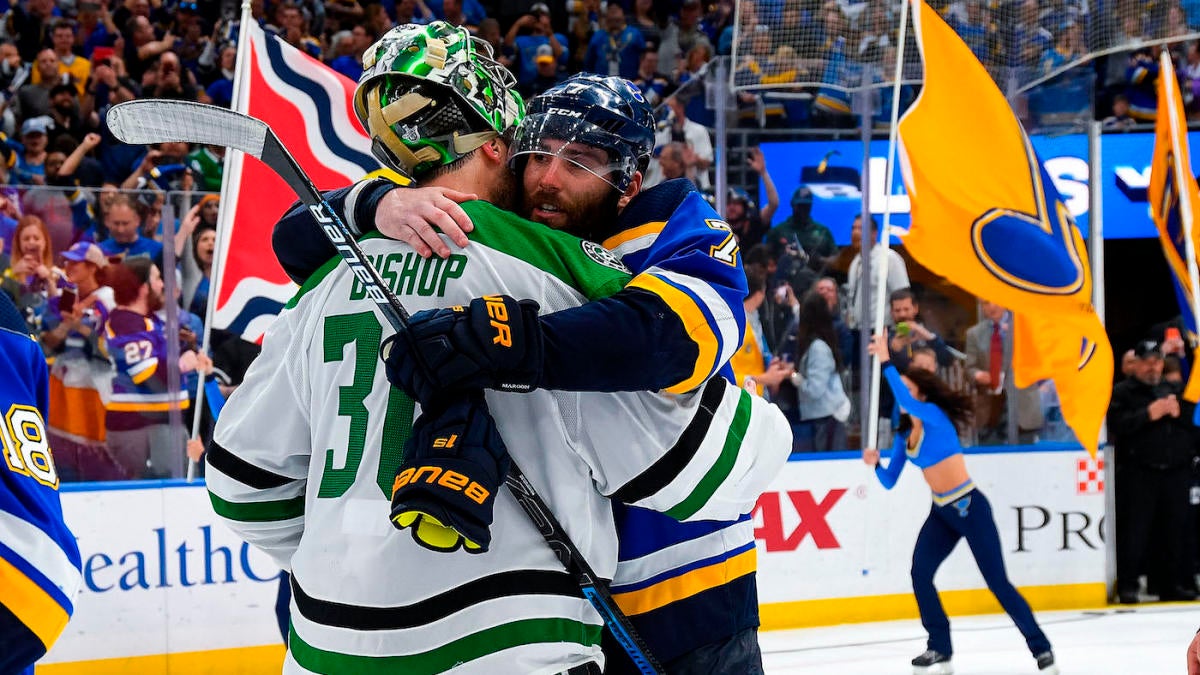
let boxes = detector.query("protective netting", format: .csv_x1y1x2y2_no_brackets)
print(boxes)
731,0,1200,104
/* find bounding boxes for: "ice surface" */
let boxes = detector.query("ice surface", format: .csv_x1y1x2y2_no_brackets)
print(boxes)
762,604,1200,674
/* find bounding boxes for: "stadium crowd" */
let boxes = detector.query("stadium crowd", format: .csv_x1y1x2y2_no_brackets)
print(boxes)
0,0,1178,461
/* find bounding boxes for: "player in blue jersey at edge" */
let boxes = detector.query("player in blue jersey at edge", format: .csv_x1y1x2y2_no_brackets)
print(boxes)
0,290,82,674
272,45,766,675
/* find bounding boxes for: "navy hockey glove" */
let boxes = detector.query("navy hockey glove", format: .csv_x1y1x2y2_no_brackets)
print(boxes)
389,395,510,554
379,295,542,406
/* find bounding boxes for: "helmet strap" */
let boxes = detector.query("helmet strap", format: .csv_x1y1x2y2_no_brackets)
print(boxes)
452,130,498,155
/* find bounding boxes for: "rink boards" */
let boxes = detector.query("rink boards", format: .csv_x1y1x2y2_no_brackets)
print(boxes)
753,445,1106,629
37,445,1104,672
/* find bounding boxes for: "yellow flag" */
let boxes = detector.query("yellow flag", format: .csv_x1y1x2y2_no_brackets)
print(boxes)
896,0,1113,455
1148,51,1200,404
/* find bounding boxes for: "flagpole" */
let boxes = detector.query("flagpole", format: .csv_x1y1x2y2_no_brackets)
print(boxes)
1162,51,1200,352
186,0,254,482
866,0,912,450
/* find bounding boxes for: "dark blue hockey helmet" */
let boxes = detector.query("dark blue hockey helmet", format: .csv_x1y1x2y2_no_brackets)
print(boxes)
509,74,655,191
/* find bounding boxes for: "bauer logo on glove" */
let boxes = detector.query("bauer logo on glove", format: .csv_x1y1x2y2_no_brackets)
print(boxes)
391,464,490,505
483,295,513,347
389,395,510,554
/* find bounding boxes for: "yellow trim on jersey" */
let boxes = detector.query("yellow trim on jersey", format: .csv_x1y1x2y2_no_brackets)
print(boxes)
627,273,720,394
360,167,410,185
612,548,757,616
602,221,666,252
0,554,69,650
104,316,154,340
105,400,190,412
729,322,765,396
130,361,159,385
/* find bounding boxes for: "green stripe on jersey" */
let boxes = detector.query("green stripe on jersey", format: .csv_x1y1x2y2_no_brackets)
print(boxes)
208,492,305,522
461,201,630,301
665,389,753,521
286,201,631,308
288,618,602,674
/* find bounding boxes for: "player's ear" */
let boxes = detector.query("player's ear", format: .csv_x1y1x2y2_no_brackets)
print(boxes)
617,171,642,210
481,138,506,163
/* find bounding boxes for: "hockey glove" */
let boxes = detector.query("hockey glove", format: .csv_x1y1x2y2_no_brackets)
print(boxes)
379,295,542,407
389,395,510,554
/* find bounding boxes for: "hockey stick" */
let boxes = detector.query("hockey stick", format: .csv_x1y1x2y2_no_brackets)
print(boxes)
107,99,664,675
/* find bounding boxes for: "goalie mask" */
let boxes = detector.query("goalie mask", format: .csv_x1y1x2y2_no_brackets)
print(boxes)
354,21,525,179
508,74,655,192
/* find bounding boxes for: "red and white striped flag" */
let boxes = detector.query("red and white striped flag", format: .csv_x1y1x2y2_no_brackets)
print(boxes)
211,21,379,340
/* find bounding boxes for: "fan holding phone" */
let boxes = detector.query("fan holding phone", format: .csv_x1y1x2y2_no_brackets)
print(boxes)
4,216,63,331
39,242,117,480
1162,326,1187,357
41,242,112,350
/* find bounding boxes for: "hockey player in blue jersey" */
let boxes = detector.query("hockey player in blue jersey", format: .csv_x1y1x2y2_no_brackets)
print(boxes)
0,290,82,674
271,39,769,673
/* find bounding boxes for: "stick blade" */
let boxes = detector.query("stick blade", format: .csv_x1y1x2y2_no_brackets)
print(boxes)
107,99,268,158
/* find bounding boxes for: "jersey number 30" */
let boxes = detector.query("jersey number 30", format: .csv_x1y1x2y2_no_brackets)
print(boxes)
319,312,414,500
1,404,58,489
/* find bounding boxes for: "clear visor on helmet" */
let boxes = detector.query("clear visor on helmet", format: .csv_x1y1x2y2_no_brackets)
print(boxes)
508,113,639,190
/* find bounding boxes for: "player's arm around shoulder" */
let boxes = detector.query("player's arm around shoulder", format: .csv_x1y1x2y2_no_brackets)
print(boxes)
567,376,791,524
207,309,313,570
272,178,480,285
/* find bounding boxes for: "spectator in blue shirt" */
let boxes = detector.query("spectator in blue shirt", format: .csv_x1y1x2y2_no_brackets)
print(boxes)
1039,0,1084,37
204,43,236,107
96,192,162,261
11,114,51,185
1125,46,1160,121
1007,0,1052,69
954,0,993,63
521,44,565,98
436,0,483,31
328,26,369,81
703,0,735,47
632,49,669,107
425,0,485,26
506,3,566,86
584,3,645,80
394,0,435,25
1038,20,1083,76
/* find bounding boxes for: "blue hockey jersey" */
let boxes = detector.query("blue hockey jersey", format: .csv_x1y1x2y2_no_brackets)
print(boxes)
0,292,82,673
608,182,747,394
598,179,758,667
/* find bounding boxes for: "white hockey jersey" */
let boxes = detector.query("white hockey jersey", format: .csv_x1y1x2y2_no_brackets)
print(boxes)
208,201,790,675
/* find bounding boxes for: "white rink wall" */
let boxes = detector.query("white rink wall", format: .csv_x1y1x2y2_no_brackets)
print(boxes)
38,446,1106,672
755,445,1107,627
41,483,285,673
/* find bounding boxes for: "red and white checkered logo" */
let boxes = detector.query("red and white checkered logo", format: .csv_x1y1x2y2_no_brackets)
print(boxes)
1077,457,1105,494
